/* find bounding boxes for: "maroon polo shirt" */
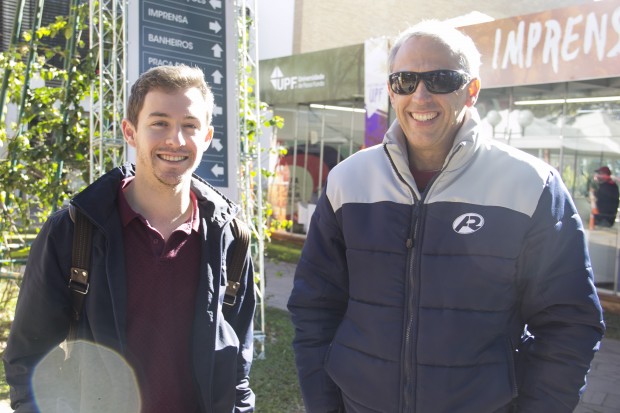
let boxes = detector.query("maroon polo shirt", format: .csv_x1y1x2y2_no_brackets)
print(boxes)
118,178,202,413
411,167,439,193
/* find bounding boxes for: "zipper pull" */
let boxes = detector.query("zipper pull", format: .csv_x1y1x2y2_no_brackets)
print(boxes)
406,238,413,248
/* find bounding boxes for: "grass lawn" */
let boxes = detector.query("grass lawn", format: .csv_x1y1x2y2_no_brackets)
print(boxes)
603,308,620,340
263,238,302,264
253,307,305,412
253,238,305,411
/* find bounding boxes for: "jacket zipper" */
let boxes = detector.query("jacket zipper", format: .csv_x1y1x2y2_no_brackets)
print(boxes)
383,144,419,412
403,203,419,412
383,142,464,412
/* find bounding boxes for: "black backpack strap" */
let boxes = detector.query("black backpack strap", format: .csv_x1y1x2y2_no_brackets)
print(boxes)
68,205,93,340
224,218,250,307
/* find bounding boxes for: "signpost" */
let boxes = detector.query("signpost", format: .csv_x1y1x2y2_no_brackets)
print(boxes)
127,0,237,199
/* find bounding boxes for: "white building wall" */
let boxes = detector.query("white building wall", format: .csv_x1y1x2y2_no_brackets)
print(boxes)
257,0,295,60
258,0,605,56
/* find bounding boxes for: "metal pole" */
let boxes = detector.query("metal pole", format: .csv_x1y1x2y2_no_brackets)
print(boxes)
348,104,355,161
15,0,46,133
318,108,325,197
251,0,266,360
302,114,310,207
241,4,251,222
288,110,299,233
239,0,266,358
0,0,26,126
558,83,568,174
52,0,81,211
97,0,105,178
6,0,45,180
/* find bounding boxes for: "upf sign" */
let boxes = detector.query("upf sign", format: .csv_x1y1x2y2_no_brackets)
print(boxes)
460,1,620,87
270,66,326,91
260,44,364,105
270,67,298,90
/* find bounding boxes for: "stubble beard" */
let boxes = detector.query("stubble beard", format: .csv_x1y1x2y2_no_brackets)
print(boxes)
153,160,196,189
143,151,194,190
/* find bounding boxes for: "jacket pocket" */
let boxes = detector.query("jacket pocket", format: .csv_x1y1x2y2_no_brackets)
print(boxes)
505,336,519,399
323,341,334,366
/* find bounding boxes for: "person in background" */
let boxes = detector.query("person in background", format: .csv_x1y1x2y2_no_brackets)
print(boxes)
4,64,256,412
288,20,604,413
589,165,620,228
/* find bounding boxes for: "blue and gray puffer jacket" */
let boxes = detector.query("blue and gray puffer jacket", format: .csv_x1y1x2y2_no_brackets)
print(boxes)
288,109,605,413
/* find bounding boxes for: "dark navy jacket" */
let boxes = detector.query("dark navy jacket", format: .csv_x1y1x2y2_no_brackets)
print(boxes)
4,164,256,412
288,109,605,413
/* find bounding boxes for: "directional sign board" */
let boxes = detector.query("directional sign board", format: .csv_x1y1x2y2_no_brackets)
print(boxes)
127,0,237,199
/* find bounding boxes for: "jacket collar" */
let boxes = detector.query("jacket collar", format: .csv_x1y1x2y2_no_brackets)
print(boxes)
71,163,239,229
383,107,484,177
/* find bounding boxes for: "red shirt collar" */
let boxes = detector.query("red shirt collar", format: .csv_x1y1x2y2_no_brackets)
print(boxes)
117,177,200,233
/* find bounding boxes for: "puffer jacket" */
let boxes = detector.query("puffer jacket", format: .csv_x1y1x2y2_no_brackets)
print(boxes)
288,108,604,413
3,163,256,413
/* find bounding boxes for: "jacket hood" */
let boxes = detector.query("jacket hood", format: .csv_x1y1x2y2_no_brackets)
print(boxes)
71,163,239,229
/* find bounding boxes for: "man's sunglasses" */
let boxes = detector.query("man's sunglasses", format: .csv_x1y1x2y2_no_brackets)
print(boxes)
389,70,472,95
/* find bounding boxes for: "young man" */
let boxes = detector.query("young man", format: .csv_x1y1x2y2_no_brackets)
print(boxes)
288,21,605,412
4,65,255,412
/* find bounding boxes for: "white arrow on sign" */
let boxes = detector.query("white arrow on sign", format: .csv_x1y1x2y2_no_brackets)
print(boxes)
211,70,223,84
213,104,223,117
212,43,223,58
211,138,223,152
211,164,224,177
209,0,222,10
209,21,222,34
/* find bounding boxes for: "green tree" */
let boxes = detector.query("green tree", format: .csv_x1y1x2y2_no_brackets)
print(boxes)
0,4,95,261
0,4,286,268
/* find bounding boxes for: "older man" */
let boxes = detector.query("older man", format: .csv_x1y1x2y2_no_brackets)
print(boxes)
288,20,604,413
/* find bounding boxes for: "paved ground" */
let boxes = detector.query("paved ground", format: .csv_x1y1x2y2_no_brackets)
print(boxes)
263,259,620,413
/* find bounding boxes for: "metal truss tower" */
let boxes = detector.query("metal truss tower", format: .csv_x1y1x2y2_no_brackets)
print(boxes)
238,0,267,359
89,0,127,182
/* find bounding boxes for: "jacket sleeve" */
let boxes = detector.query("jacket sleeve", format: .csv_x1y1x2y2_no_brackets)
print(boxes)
287,189,349,413
222,236,257,413
516,171,605,412
3,210,74,412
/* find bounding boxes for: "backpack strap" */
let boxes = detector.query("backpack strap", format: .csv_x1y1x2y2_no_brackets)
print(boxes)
67,207,247,320
67,205,93,340
224,218,250,307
